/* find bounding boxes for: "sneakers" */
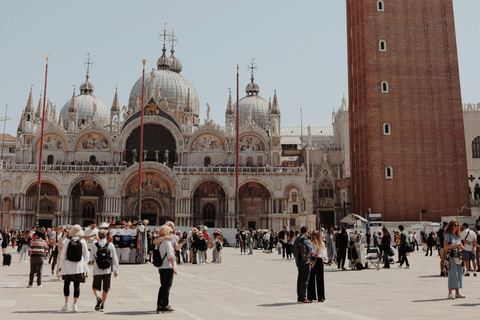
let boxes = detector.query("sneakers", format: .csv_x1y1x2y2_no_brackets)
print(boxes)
95,297,103,311
465,272,470,277
456,293,466,299
61,303,70,311
297,300,312,304
72,305,78,312
474,273,477,277
398,265,403,269
26,285,32,288
100,304,105,312
447,293,455,300
405,266,410,269
37,284,43,288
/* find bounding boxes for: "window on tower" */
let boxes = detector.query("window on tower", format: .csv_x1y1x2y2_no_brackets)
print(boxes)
472,136,480,158
383,123,391,135
381,81,389,93
385,166,393,179
377,1,384,11
379,40,387,51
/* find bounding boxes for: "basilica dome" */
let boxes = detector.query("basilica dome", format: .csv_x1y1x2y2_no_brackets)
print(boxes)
234,76,269,129
60,76,110,128
128,46,199,116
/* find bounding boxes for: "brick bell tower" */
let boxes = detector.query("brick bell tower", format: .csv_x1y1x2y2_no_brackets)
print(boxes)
347,0,469,221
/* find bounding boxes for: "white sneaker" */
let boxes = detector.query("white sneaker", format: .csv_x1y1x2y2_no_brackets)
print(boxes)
447,293,455,300
61,303,70,311
37,284,43,288
72,305,78,312
398,265,402,269
405,266,410,269
456,293,466,299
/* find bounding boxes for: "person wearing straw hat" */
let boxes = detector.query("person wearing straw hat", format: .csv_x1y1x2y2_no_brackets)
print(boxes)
59,224,89,312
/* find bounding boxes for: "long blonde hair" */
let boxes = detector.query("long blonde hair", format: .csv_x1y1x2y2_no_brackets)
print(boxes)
312,231,324,249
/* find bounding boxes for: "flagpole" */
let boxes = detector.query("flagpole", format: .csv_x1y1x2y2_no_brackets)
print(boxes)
235,64,240,229
35,55,49,228
137,60,146,222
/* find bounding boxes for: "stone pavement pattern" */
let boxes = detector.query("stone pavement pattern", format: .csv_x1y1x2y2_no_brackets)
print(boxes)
1,248,479,319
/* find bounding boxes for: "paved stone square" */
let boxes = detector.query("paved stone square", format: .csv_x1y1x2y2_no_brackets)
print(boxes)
1,247,479,319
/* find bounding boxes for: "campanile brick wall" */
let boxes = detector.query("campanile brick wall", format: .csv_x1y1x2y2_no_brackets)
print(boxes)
347,0,469,221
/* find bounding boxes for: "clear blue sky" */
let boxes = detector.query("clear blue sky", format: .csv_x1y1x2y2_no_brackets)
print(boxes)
0,0,479,136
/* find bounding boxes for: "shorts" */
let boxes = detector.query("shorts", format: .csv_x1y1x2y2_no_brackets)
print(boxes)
463,250,476,262
92,274,112,292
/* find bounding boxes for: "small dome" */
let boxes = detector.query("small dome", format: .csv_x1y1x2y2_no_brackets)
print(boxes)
157,46,170,70
234,95,270,129
79,74,95,94
60,94,110,128
246,77,260,96
168,50,183,73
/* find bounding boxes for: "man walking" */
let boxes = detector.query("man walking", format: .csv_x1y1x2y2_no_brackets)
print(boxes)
460,223,477,276
278,226,288,259
293,226,312,304
90,229,119,312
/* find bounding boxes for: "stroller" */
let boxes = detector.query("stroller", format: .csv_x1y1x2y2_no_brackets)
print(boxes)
348,232,366,270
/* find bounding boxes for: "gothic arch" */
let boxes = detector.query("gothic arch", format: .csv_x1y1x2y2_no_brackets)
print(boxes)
239,180,273,198
237,132,269,152
284,183,305,198
68,175,107,196
190,178,228,198
73,128,112,151
32,128,68,151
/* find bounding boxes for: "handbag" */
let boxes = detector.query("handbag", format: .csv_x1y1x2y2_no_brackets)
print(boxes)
404,243,414,253
388,246,395,257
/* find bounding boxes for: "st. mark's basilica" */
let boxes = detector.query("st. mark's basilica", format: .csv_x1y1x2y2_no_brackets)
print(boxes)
0,35,352,231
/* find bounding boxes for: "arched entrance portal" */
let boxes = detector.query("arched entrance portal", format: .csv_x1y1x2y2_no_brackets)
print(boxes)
193,181,226,228
71,180,104,226
239,182,271,230
26,182,60,227
203,203,216,228
125,124,177,166
124,170,173,224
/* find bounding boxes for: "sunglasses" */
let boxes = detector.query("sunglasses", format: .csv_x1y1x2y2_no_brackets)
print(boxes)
454,224,459,227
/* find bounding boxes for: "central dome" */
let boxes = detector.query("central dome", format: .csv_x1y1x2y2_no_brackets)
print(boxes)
128,46,199,116
234,75,269,128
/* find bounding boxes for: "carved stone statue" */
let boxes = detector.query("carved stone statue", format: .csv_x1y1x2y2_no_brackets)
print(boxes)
206,103,211,120
132,148,138,163
164,149,170,164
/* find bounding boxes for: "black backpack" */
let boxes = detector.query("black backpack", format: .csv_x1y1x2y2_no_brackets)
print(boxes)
95,242,111,269
66,238,83,262
153,244,167,267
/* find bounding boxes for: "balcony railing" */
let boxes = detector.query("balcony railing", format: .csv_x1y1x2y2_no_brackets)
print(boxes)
0,163,305,175
0,163,127,173
173,166,306,175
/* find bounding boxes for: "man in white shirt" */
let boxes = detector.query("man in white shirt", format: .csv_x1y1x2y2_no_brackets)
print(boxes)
461,223,477,276
90,229,119,312
84,223,99,251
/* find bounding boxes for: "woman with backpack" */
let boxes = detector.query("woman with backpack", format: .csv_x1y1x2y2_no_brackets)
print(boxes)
59,224,89,312
156,224,177,313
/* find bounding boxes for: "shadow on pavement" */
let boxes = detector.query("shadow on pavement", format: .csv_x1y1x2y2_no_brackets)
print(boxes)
13,310,90,314
102,311,158,315
258,302,299,307
412,298,449,302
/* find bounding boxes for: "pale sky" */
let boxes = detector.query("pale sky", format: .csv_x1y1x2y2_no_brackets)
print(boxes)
1,0,479,136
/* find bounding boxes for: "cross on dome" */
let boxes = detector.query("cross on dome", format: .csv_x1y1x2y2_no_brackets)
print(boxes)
158,22,170,46
169,30,178,50
84,53,94,79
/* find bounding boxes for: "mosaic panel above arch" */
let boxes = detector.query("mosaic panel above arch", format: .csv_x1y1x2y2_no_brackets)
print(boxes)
35,133,65,150
76,132,109,150
71,179,104,196
239,135,265,152
191,133,224,151
27,182,59,196
125,170,171,197
239,182,271,198
193,181,226,197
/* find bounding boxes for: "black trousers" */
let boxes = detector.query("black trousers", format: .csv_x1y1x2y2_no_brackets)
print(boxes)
296,264,311,302
51,250,58,271
282,244,287,258
29,256,44,286
337,247,347,268
157,268,174,308
307,260,325,301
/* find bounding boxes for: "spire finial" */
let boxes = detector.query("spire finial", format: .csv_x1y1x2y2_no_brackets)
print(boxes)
158,22,170,47
169,30,178,52
84,53,94,81
247,58,258,82
30,84,34,92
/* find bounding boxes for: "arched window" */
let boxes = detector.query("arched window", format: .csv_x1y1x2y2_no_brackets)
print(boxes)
203,203,216,221
47,155,54,164
90,155,96,164
381,81,389,93
82,201,95,220
383,123,391,135
385,166,393,179
39,198,54,213
204,156,211,167
377,0,384,11
379,40,386,51
472,136,480,158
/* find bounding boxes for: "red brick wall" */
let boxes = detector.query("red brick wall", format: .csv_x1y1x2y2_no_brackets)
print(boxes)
347,0,469,221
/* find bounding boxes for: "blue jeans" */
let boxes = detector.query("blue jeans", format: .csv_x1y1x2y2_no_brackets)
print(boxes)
198,250,205,264
19,245,29,262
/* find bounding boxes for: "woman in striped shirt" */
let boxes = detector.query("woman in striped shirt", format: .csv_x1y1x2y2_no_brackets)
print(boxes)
27,231,48,288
